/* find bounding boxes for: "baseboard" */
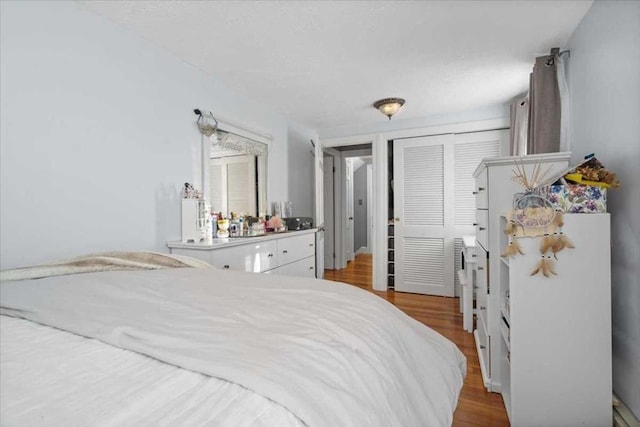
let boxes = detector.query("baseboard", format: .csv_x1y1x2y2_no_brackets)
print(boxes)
355,247,369,255
613,394,640,427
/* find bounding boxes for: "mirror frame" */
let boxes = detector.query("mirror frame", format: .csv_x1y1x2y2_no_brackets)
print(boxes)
202,116,270,217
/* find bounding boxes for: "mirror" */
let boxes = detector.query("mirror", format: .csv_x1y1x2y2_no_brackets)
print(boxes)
208,127,268,218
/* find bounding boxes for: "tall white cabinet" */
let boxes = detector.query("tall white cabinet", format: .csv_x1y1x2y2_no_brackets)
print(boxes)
500,214,612,426
472,152,570,392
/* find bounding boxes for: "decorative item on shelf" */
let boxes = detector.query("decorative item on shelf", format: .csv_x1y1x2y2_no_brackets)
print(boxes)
182,182,202,199
272,201,293,218
181,185,211,243
266,215,286,233
503,161,576,278
216,219,230,238
542,154,619,213
373,97,405,120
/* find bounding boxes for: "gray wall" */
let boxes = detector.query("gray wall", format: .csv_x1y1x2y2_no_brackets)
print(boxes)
0,1,314,269
565,0,640,418
353,159,371,251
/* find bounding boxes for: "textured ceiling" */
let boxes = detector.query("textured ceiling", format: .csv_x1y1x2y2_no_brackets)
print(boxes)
79,1,592,132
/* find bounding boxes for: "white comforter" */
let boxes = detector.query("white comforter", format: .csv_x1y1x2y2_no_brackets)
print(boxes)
1,267,465,426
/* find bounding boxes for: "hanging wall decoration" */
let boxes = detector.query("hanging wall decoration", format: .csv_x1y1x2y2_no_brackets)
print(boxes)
501,161,575,278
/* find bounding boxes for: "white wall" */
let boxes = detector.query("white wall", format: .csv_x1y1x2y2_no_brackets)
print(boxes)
0,1,314,269
287,122,318,217
564,0,640,418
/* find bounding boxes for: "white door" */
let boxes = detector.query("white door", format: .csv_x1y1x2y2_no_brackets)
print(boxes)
393,134,455,296
345,158,354,262
323,154,335,269
314,139,325,278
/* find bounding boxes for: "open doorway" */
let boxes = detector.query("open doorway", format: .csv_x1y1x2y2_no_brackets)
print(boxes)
323,144,373,277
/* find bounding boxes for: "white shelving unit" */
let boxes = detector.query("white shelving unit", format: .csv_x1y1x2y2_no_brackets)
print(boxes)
472,152,570,392
499,214,612,426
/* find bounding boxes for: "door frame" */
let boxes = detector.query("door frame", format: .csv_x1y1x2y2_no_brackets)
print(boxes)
321,117,509,291
323,147,344,269
322,153,335,269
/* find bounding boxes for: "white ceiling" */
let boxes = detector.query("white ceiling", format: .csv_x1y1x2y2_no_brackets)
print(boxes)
79,1,592,133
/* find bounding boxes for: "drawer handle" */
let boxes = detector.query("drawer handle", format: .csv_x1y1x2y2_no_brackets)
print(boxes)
480,345,486,349
478,267,484,270
473,222,478,226
268,253,274,257
309,243,314,247
309,266,314,270
472,191,478,195
473,286,479,289
478,187,486,191
282,250,288,254
223,265,230,269
478,227,486,231
480,306,486,310
471,254,477,257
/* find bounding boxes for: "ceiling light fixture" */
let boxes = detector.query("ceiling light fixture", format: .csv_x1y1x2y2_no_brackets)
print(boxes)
373,98,405,120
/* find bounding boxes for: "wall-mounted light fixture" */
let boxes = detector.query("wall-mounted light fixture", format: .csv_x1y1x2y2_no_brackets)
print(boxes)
373,97,405,120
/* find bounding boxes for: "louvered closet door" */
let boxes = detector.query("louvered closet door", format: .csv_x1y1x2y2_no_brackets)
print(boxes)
393,134,455,296
453,130,504,295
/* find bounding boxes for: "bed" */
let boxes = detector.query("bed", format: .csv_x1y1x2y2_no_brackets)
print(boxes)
0,252,466,427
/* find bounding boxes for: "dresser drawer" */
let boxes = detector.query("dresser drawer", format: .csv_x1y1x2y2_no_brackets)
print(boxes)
476,314,491,379
169,248,213,265
212,240,278,272
277,233,315,266
475,170,489,209
475,209,489,250
267,255,316,277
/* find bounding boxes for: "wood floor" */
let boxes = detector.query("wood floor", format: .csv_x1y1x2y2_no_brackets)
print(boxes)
324,253,510,426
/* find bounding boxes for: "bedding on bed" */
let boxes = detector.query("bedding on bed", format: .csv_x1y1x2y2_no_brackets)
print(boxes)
1,260,466,427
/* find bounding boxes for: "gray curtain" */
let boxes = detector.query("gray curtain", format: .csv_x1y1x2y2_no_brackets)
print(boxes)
509,94,529,156
527,55,561,154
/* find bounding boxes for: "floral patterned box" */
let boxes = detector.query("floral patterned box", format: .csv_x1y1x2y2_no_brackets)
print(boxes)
545,183,607,213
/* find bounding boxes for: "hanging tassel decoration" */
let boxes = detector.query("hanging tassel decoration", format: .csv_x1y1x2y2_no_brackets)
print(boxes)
552,211,565,228
540,234,554,254
501,238,524,257
531,254,558,277
558,232,575,249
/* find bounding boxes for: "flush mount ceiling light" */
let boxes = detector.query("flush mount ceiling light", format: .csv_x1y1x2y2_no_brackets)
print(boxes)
373,97,405,120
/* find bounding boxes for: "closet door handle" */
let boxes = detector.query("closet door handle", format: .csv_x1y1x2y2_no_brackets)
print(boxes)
473,223,478,226
223,265,230,269
282,250,288,254
478,267,484,271
472,191,478,195
478,227,486,231
480,306,486,310
268,253,274,257
478,187,486,191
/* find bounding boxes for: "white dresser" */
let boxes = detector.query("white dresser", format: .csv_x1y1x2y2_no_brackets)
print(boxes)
167,229,317,277
472,152,570,392
499,214,612,426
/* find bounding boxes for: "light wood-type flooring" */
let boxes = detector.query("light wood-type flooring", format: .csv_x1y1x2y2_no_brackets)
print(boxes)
324,253,510,426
